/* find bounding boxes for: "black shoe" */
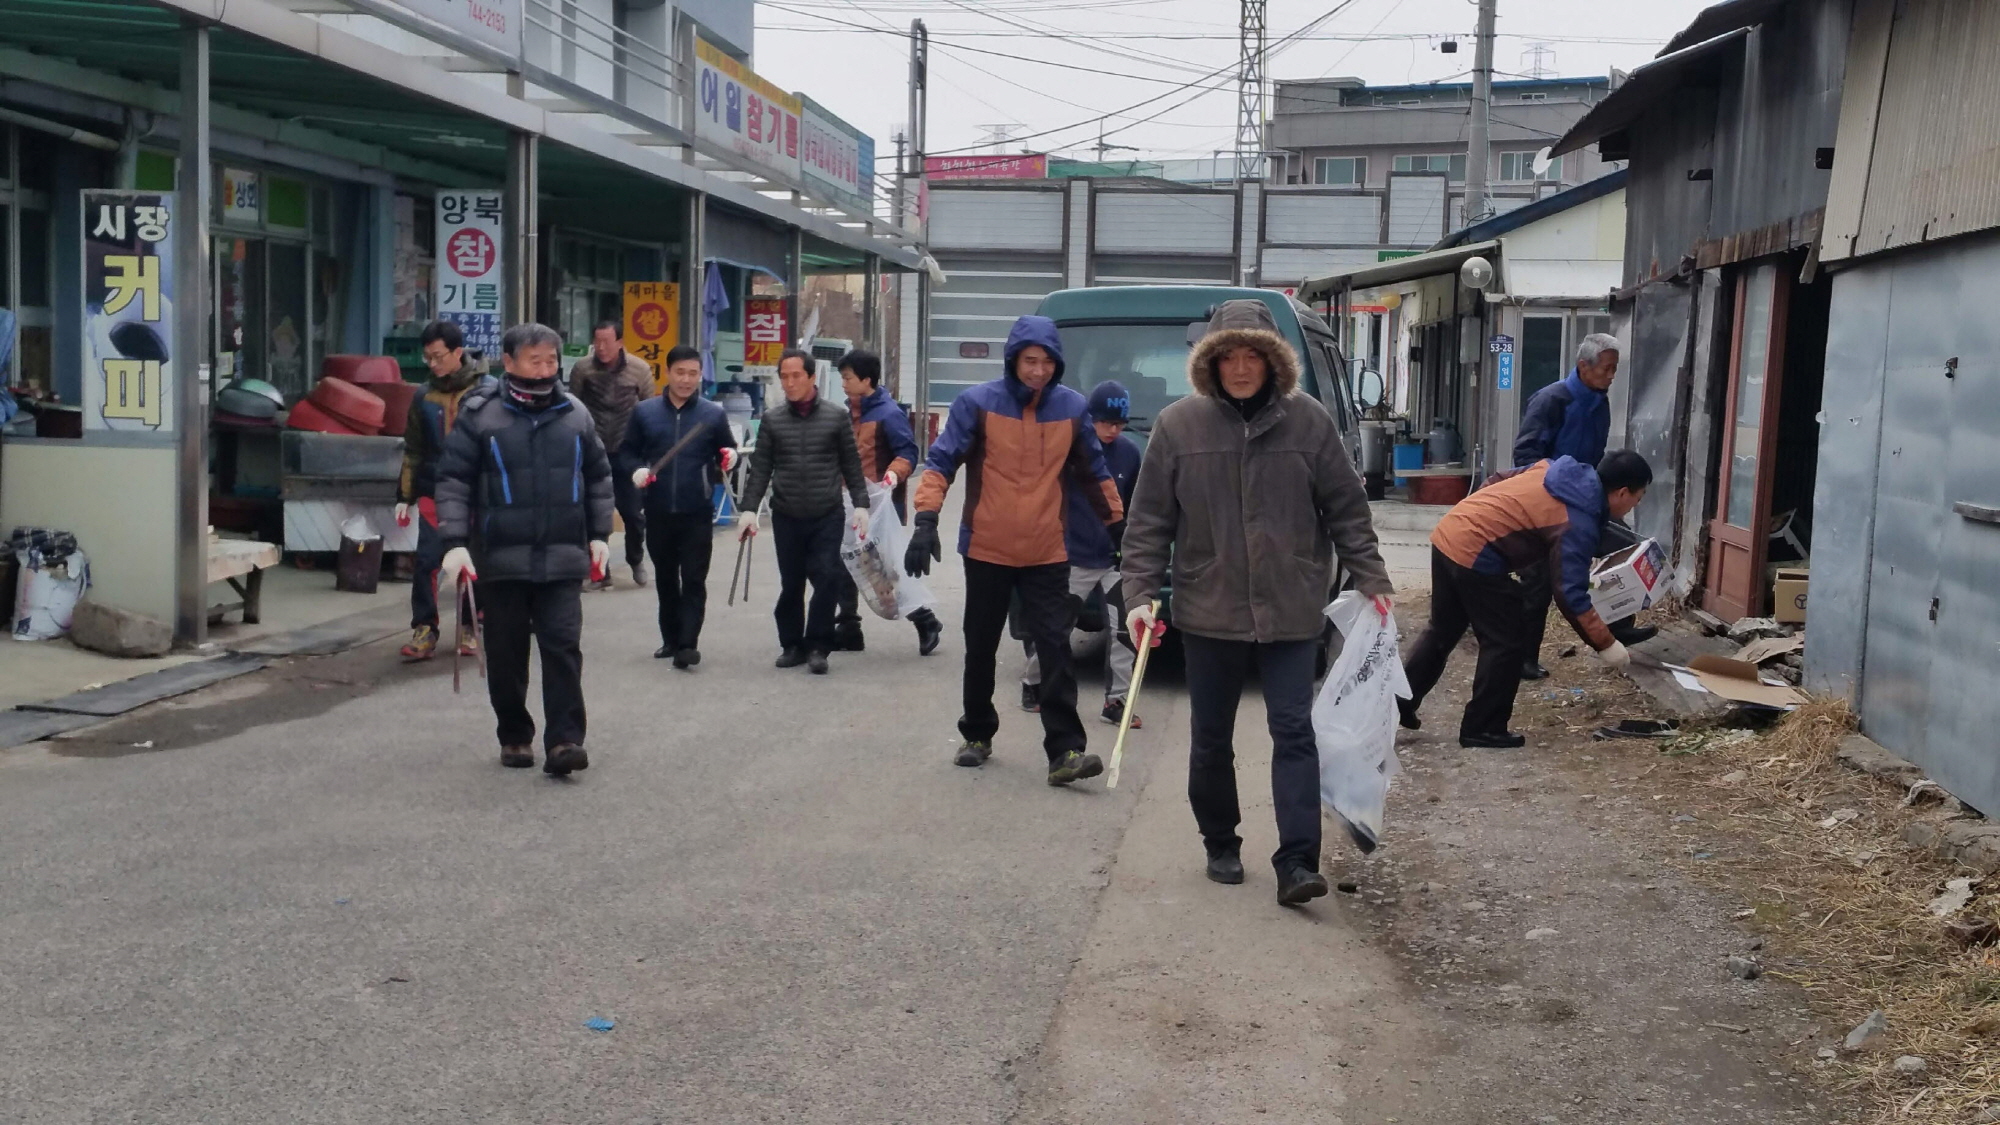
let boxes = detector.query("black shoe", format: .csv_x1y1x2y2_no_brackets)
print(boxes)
912,609,943,656
1276,865,1330,906
500,744,534,769
1205,849,1245,885
1459,730,1527,749
653,645,673,659
673,648,700,670
776,647,809,669
1520,661,1550,681
954,740,992,767
1397,699,1422,731
544,744,589,776
807,650,830,675
1611,622,1659,646
1021,683,1041,713
833,625,866,652
1047,750,1104,787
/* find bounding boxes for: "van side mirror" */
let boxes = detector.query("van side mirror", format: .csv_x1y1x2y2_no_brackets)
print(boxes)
1356,369,1385,410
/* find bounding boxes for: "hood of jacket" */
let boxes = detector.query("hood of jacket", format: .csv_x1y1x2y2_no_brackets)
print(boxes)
1003,315,1066,400
432,359,483,395
1188,299,1300,399
1541,454,1606,515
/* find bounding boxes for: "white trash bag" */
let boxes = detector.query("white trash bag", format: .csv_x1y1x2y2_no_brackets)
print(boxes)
12,548,90,641
1313,590,1410,854
841,482,935,620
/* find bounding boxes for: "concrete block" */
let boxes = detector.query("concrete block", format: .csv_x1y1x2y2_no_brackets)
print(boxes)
1836,733,1925,788
67,600,172,659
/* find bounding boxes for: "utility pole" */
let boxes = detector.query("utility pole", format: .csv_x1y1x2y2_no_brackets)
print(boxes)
1234,0,1267,187
1464,0,1497,224
906,18,931,452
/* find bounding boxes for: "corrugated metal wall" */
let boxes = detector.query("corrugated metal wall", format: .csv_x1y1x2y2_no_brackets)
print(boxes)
927,252,1065,403
1261,247,1377,288
928,189,1065,252
1093,192,1236,255
1264,193,1381,244
1385,174,1448,246
1620,282,1694,550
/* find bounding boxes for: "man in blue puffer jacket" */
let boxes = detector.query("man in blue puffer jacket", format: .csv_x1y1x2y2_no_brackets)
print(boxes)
622,344,738,670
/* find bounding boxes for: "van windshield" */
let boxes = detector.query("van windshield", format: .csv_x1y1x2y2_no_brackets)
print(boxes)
1056,323,1197,427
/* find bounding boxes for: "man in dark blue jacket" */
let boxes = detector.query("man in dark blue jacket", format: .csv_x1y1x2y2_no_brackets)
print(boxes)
435,323,615,777
622,344,738,669
831,348,943,656
1021,380,1143,725
1511,332,1629,679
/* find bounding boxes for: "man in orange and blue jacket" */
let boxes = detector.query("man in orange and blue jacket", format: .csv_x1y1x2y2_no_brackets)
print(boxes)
905,315,1124,787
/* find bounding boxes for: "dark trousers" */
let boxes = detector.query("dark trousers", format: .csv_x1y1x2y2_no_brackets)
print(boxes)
611,451,647,567
411,514,475,631
1182,633,1322,872
1403,547,1528,738
960,557,1085,761
1520,516,1640,662
478,578,586,751
646,508,715,650
772,509,845,653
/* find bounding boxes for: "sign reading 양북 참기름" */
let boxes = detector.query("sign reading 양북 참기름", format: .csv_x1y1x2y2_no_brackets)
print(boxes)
435,190,505,360
694,36,801,183
82,190,175,433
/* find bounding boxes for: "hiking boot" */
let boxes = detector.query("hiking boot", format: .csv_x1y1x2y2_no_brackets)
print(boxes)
954,739,992,768
1205,848,1245,885
807,650,830,675
912,609,944,656
1047,750,1104,787
1397,699,1422,731
1459,730,1527,749
544,744,589,776
589,574,614,592
775,647,810,669
673,648,701,670
1020,683,1041,713
832,623,866,652
1100,699,1140,728
631,562,649,588
457,632,479,659
500,744,534,769
1520,660,1550,681
401,625,439,662
1276,865,1330,906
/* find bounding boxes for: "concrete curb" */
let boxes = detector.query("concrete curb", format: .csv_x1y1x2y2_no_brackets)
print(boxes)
1835,732,2000,873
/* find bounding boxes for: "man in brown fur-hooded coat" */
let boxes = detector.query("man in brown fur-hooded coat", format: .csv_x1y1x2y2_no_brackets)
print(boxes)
1119,298,1393,905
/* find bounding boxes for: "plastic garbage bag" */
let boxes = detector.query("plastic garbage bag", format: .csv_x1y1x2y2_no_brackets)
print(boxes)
338,513,381,543
1313,591,1410,854
12,546,89,641
842,482,935,620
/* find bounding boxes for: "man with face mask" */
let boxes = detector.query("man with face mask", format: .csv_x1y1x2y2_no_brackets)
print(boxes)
434,323,615,777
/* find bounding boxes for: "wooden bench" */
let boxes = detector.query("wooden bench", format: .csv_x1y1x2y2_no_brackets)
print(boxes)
208,538,282,625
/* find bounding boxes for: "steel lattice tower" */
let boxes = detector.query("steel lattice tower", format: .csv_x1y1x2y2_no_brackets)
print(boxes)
1235,0,1267,184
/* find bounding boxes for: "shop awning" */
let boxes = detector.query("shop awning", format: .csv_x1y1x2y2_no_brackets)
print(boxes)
1297,240,1501,303
1549,28,1750,158
1658,0,1788,55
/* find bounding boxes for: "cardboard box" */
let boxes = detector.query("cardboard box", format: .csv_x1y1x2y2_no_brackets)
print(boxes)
1772,566,1808,624
1685,653,1807,709
1589,537,1671,621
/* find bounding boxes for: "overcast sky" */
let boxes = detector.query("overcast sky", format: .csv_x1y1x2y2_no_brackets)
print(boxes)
754,0,1720,168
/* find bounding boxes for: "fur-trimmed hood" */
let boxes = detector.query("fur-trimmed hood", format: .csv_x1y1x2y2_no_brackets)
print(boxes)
1187,299,1300,399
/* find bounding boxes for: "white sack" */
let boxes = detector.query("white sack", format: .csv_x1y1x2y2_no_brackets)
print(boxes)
1313,591,1410,854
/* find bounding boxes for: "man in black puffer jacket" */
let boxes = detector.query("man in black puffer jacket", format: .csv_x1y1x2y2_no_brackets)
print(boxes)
737,348,871,674
435,322,615,777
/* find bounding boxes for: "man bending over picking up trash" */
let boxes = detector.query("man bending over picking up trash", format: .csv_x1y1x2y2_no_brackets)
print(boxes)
1120,299,1393,906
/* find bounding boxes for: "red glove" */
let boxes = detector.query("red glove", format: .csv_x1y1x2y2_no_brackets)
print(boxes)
1372,594,1393,624
719,448,738,472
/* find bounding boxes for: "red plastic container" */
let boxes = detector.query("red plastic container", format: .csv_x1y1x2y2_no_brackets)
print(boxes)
285,398,366,435
321,355,402,385
309,376,387,430
364,382,420,437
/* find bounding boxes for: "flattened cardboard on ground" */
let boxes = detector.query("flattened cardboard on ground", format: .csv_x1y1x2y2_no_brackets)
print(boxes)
1736,634,1804,665
1685,653,1807,709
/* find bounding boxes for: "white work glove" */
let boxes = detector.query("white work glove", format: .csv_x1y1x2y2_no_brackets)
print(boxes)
631,466,653,489
739,511,761,540
1598,640,1631,671
849,507,870,541
719,448,738,472
1127,603,1165,649
394,502,411,527
589,540,611,575
440,546,476,585
881,470,899,490
1372,594,1393,624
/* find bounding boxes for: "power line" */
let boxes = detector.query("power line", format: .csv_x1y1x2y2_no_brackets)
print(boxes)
760,25,1665,47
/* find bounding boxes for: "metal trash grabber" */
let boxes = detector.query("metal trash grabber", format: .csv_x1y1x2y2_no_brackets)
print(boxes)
726,535,750,606
1106,600,1162,790
452,575,486,694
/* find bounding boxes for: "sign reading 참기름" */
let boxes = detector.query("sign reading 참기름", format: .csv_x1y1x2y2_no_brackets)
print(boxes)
82,190,176,432
694,35,801,182
435,190,505,360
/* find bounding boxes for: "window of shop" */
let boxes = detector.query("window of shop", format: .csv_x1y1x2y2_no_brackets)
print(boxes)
210,163,338,401
550,231,640,354
1,126,56,393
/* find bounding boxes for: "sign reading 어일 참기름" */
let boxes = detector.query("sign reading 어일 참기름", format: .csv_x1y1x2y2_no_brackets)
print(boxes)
82,190,176,433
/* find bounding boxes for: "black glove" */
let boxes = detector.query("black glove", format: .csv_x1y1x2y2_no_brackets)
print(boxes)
1108,519,1126,559
906,510,943,578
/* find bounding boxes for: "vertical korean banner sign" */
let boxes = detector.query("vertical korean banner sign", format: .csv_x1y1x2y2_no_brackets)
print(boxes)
435,190,505,359
742,296,788,376
621,281,681,393
83,190,175,433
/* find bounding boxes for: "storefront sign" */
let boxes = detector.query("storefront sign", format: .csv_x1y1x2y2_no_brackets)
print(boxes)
622,281,682,389
743,296,788,373
694,36,801,182
82,190,176,433
923,154,1047,181
1497,351,1515,391
382,0,520,62
798,95,874,214
220,168,260,225
435,189,505,359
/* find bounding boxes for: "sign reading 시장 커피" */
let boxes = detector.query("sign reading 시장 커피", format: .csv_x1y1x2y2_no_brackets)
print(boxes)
82,190,176,432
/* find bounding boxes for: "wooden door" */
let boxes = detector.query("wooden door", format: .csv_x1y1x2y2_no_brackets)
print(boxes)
1703,263,1789,621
